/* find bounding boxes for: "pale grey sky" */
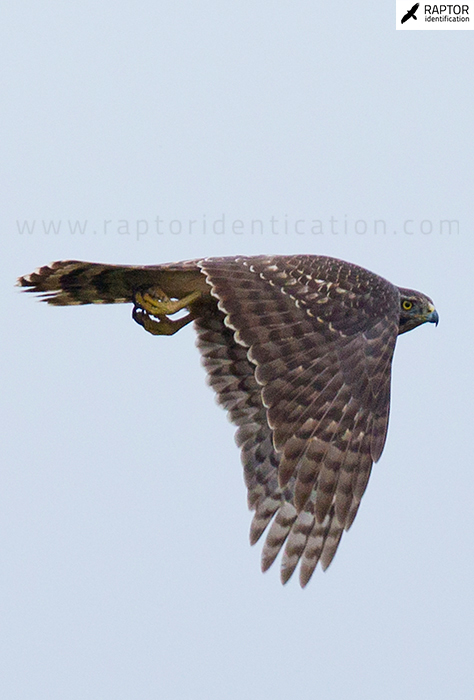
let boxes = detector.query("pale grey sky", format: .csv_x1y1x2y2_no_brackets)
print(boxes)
2,2,474,699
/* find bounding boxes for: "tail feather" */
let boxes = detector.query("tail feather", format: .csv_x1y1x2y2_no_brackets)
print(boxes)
17,260,207,306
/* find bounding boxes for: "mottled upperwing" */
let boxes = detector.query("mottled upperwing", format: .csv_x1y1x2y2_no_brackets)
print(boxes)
198,256,400,584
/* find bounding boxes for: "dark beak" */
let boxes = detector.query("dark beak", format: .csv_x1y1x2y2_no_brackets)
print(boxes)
427,309,439,326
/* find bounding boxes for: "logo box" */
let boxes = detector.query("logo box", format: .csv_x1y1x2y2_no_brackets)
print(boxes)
396,1,474,29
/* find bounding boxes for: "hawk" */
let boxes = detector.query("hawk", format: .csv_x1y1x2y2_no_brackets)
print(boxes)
18,255,438,586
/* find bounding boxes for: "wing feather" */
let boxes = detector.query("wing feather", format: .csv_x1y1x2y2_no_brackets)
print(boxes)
197,256,399,585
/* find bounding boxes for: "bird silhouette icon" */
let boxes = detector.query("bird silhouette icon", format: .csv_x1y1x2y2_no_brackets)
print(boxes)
401,2,420,23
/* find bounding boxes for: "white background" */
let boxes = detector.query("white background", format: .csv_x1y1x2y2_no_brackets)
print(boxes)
396,1,474,30
2,2,474,699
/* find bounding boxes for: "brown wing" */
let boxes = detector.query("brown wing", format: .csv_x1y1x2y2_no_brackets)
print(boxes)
198,255,400,585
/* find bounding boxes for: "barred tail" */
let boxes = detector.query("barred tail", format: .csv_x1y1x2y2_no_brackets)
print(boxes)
17,260,207,306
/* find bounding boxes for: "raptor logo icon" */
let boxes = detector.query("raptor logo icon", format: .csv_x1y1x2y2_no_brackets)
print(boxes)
401,2,420,23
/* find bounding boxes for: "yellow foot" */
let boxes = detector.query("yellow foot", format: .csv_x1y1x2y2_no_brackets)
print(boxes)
134,287,202,316
132,307,194,336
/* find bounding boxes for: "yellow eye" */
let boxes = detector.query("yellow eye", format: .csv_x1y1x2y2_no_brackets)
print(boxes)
402,300,413,311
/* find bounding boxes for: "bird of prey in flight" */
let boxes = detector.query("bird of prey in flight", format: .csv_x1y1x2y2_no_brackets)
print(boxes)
401,2,420,23
18,255,438,586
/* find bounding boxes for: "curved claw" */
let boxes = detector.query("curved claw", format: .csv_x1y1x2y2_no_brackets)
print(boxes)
132,306,194,336
134,287,202,317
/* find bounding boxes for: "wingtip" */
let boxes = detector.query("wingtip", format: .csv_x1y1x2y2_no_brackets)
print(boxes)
298,563,316,588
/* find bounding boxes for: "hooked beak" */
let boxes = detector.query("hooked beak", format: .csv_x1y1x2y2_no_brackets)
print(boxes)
426,306,439,326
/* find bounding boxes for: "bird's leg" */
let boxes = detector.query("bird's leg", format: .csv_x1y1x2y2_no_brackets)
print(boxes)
132,286,202,336
132,307,193,335
134,287,202,316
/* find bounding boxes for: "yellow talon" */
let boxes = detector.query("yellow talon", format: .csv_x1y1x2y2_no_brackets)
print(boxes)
132,285,203,336
132,307,194,336
134,287,202,317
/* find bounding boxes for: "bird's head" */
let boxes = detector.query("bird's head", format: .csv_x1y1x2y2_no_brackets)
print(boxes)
397,288,439,334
